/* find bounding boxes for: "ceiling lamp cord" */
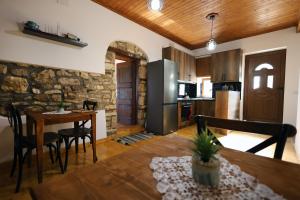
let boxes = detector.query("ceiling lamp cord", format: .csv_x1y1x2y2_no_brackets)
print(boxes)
210,15,214,39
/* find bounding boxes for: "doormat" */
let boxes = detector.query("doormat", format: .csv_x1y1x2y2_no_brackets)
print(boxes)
116,132,154,145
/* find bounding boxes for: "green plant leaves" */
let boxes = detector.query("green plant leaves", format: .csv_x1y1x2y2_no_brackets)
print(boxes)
192,127,220,163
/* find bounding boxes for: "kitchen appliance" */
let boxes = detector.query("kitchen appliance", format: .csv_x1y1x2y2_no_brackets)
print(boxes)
146,59,178,135
178,81,197,98
181,101,192,125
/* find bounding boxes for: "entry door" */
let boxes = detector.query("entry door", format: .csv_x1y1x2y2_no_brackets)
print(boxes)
244,49,286,123
117,61,137,125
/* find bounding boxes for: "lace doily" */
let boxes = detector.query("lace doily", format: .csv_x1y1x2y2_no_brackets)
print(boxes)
150,155,284,200
42,111,72,115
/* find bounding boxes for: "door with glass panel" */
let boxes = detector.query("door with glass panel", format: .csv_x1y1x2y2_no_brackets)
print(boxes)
244,49,286,122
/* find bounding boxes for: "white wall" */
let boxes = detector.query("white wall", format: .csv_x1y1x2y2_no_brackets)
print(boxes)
0,0,192,73
0,0,192,163
296,76,300,156
193,27,300,156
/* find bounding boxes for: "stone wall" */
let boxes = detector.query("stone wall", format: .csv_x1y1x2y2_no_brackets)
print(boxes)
0,41,148,136
0,60,116,134
106,41,148,129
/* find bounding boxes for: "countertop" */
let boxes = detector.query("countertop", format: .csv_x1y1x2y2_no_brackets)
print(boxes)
177,97,215,101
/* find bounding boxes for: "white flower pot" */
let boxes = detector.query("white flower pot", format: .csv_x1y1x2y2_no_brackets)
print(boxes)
58,107,64,113
192,154,220,187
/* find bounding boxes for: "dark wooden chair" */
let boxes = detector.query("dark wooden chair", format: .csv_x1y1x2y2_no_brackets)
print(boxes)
58,100,97,172
6,104,63,193
195,115,297,160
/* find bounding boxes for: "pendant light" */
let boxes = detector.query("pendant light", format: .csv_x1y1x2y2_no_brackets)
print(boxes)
206,13,218,51
148,0,164,11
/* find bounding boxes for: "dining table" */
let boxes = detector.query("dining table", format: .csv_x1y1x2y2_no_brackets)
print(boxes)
30,135,300,200
25,110,97,183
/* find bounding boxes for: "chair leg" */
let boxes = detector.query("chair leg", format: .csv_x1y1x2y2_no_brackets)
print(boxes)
56,137,63,162
75,137,79,154
82,137,86,153
48,145,54,164
27,148,32,168
10,149,17,177
56,141,64,174
15,151,23,193
63,137,70,172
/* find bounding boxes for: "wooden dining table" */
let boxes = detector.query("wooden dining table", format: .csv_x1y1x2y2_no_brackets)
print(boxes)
25,110,97,183
31,135,300,200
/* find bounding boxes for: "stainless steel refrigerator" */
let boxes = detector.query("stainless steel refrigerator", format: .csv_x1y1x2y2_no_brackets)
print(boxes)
146,59,178,135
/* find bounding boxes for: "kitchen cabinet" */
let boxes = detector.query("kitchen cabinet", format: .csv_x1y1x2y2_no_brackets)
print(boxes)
194,100,215,117
196,56,212,77
188,55,197,82
162,47,196,82
178,99,214,128
211,49,242,83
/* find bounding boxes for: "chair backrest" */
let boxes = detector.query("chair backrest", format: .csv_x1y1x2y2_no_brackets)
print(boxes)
195,115,297,160
80,100,97,128
6,104,24,144
83,100,97,111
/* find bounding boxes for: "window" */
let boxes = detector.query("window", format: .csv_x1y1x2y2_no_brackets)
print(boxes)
197,77,212,98
255,63,273,71
179,84,185,96
267,75,274,88
253,76,260,89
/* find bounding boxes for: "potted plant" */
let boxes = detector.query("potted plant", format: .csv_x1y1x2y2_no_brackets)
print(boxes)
57,90,65,113
58,101,65,113
192,127,220,187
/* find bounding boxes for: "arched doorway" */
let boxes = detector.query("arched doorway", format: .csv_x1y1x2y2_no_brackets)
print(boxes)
104,41,148,135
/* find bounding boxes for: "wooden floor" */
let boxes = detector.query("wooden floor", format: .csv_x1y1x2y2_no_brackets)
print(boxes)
0,125,299,200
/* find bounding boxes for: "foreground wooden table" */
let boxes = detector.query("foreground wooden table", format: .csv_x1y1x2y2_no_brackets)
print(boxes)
31,136,300,200
25,110,97,183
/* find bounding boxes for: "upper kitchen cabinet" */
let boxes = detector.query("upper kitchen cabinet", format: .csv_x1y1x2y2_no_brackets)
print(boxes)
211,49,242,83
162,47,196,82
184,53,196,82
196,56,211,77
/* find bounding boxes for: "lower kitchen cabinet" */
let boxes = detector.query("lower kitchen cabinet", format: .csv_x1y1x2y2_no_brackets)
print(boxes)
194,100,215,117
178,100,214,129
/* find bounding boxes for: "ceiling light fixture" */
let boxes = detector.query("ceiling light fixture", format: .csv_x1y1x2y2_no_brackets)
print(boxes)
206,13,218,51
148,0,164,11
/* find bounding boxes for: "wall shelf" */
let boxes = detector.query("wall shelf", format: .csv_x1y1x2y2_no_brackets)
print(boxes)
22,27,88,47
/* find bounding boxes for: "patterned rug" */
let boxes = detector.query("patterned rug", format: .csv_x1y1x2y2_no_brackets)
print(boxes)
116,132,154,145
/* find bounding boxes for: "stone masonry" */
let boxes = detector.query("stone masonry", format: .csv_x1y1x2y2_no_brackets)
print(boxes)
0,41,148,136
106,41,148,134
0,61,115,134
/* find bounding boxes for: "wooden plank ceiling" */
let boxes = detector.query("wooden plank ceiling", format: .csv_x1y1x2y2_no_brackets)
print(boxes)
93,0,300,49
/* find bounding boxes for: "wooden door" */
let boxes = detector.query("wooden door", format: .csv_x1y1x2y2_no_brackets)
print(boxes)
244,49,286,123
117,60,137,125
